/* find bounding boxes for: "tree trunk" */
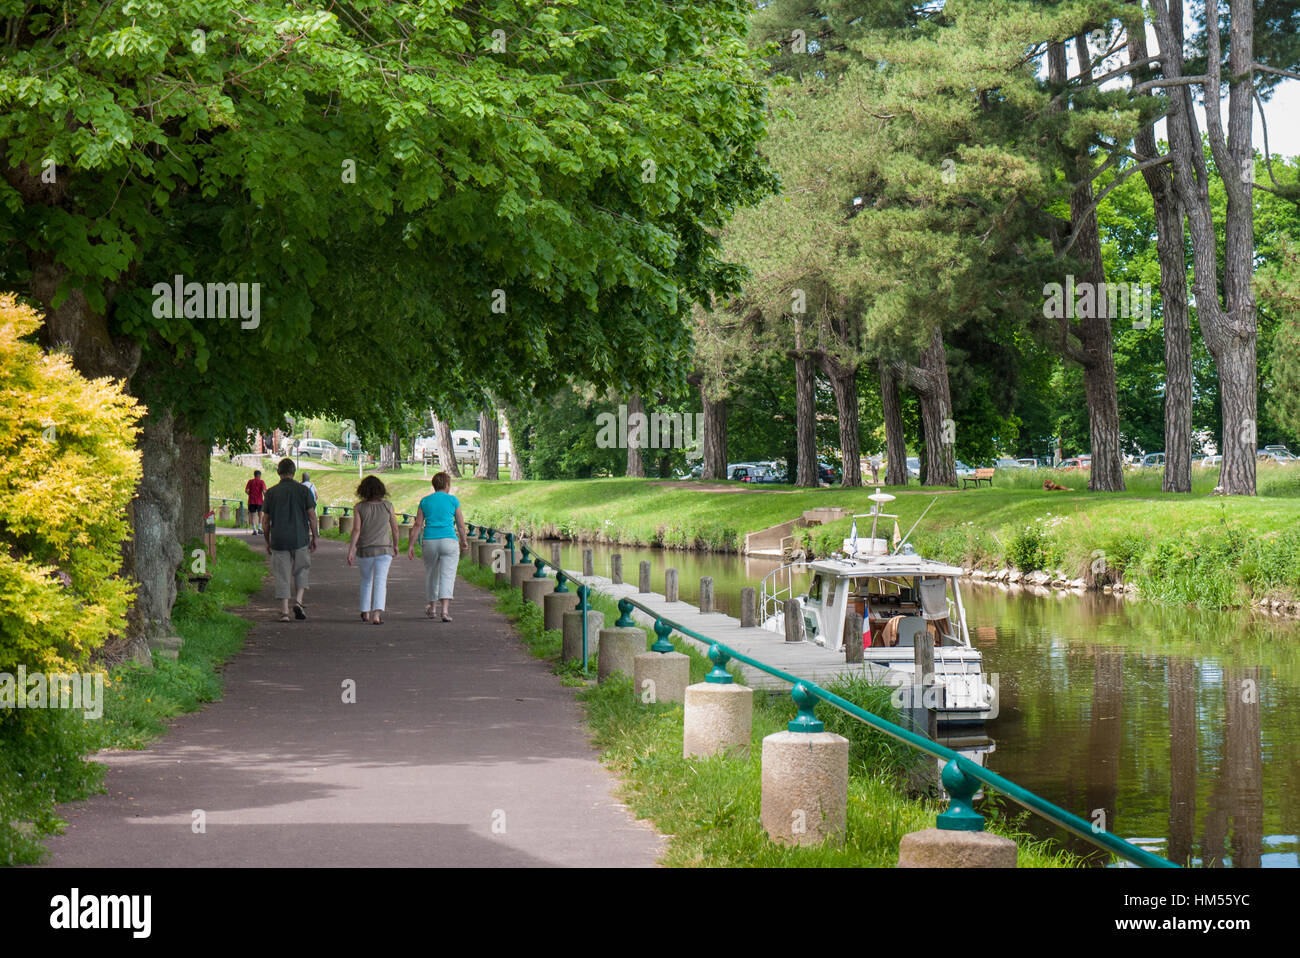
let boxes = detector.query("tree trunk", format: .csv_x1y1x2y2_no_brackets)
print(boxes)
498,406,524,479
122,407,183,664
176,424,210,545
699,381,728,480
1128,16,1193,493
880,360,908,486
820,356,861,487
433,416,460,477
475,408,499,479
794,352,818,486
626,393,645,478
916,330,956,486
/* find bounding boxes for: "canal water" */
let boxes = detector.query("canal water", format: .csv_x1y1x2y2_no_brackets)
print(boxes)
542,540,1299,867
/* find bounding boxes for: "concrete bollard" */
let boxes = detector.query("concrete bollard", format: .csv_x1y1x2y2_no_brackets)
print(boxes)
522,576,552,608
665,568,679,602
684,681,754,759
475,540,497,567
561,610,605,663
740,587,757,628
219,503,231,522
597,627,646,682
550,543,562,566
611,554,623,585
510,562,534,591
236,503,246,527
760,730,849,847
699,576,714,614
582,548,594,577
544,589,579,631
338,515,353,536
898,829,1018,868
633,651,691,705
638,561,651,593
320,514,336,531
784,598,803,642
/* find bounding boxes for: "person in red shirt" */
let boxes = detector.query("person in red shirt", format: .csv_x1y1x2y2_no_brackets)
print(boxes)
245,469,267,534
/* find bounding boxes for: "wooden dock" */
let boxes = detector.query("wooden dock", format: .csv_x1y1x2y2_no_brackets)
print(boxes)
568,573,887,691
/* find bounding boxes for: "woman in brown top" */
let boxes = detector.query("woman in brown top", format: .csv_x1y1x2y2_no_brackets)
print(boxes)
347,475,399,624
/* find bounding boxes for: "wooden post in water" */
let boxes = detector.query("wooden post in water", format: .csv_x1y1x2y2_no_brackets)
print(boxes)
699,577,713,614
550,543,562,567
914,625,938,740
844,611,864,664
582,548,594,577
783,598,803,643
638,560,651,593
740,587,757,628
611,554,623,585
665,568,679,602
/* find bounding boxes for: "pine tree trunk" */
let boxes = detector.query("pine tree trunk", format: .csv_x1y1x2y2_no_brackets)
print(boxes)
794,353,818,486
433,416,460,477
917,330,956,486
820,357,861,487
1216,337,1259,494
475,408,499,479
699,382,727,480
176,424,210,545
880,360,908,486
626,393,645,477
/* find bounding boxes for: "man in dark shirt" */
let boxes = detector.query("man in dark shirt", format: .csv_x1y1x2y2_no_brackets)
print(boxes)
263,458,318,621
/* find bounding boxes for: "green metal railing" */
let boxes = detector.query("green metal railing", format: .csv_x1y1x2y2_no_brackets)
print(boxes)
473,519,1176,869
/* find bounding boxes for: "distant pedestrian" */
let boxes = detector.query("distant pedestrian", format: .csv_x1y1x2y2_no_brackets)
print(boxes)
263,458,318,622
408,472,469,622
301,471,318,505
347,475,398,625
244,469,267,534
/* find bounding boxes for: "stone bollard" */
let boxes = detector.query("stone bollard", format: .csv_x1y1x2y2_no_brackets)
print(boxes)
219,503,231,522
633,620,690,705
522,573,552,608
236,503,246,527
898,761,1017,867
611,554,623,585
582,548,594,577
510,562,534,591
338,515,353,536
740,587,757,628
638,560,651,593
550,543,562,566
683,645,753,759
665,568,679,602
320,514,337,531
760,685,849,847
699,577,714,614
561,609,605,664
475,540,497,567
783,598,803,642
544,586,579,631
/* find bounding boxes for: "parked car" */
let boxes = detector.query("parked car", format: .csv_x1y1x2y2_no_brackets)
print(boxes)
1016,458,1040,469
1200,454,1222,467
906,456,920,478
1263,444,1295,458
1257,450,1296,465
754,460,788,483
295,438,339,459
729,463,769,482
995,458,1021,470
1060,456,1091,471
817,461,838,484
1141,452,1165,467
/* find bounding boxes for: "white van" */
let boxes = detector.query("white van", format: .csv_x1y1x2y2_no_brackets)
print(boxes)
296,438,338,459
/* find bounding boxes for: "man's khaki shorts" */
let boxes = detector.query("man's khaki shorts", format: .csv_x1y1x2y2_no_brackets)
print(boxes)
271,547,311,598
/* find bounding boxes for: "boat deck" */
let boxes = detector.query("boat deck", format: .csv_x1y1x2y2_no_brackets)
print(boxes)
570,574,889,691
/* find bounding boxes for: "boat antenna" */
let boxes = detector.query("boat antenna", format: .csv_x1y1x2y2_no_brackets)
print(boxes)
892,497,938,555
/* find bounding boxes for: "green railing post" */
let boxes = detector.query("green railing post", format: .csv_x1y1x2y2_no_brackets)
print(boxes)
467,523,476,535
787,682,824,732
578,584,590,672
615,598,635,628
705,644,733,684
487,527,496,542
532,557,547,578
506,532,516,567
936,759,984,832
554,570,569,593
651,619,674,653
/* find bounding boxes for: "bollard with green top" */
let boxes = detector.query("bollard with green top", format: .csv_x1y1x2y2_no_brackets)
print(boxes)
761,682,848,846
634,618,690,705
684,644,753,759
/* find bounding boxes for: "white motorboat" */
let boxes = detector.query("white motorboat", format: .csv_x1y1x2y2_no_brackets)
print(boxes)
759,492,997,725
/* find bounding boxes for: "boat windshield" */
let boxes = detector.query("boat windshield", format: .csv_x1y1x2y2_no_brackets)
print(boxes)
847,574,961,648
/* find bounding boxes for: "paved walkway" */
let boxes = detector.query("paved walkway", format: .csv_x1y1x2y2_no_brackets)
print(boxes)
41,533,662,867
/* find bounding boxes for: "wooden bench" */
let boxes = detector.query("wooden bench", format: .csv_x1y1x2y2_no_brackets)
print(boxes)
962,467,995,489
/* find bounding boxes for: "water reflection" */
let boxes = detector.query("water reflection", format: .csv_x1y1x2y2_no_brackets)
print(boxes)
541,540,1298,867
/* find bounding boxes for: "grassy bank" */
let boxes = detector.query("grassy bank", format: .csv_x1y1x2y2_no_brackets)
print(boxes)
455,559,1079,867
0,537,264,865
211,460,1300,609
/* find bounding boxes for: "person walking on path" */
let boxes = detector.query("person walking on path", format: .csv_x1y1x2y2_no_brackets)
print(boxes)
263,457,318,622
408,471,469,621
244,469,267,534
347,475,398,625
301,471,318,505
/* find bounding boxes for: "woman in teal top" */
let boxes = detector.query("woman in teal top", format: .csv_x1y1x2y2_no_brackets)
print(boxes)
408,472,469,621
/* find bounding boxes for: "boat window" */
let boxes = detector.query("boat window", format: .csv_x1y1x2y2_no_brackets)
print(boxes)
825,577,837,608
808,576,822,602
